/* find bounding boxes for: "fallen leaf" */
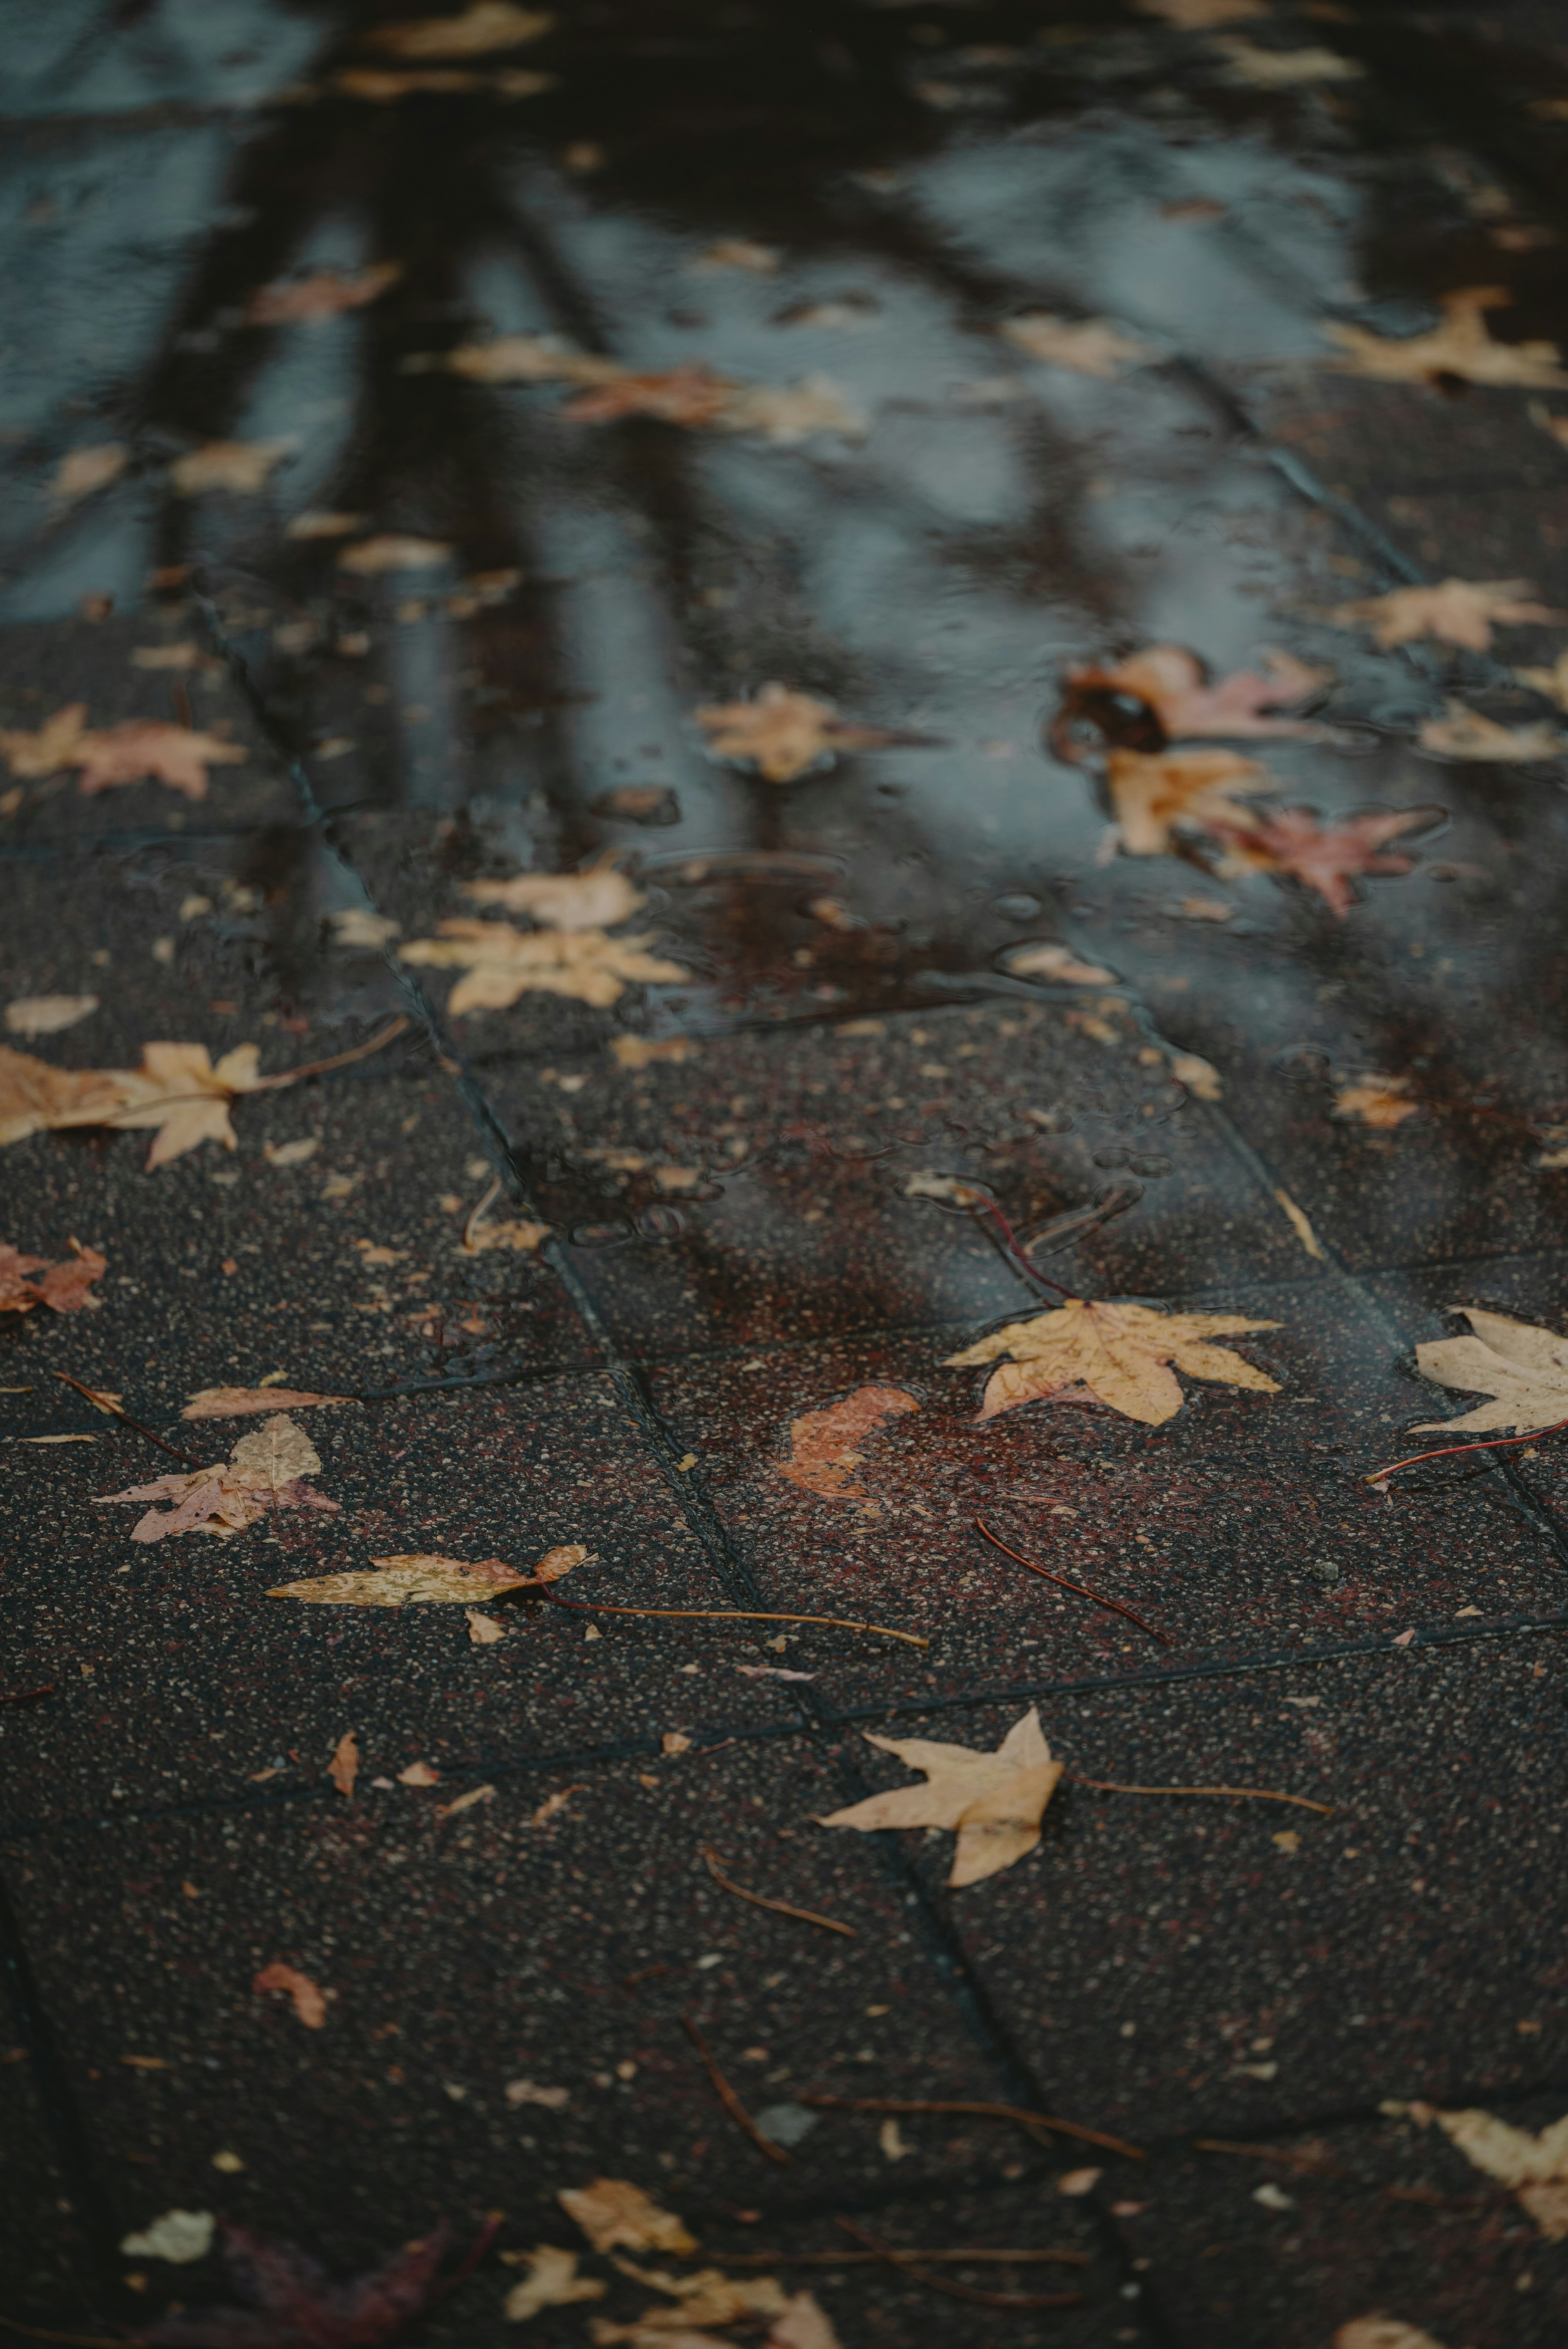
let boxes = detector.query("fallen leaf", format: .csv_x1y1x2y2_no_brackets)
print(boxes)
736,1664,816,1681
559,2179,697,2258
610,2262,788,2329
441,332,616,385
779,1386,918,1499
1334,2322,1449,2349
1002,313,1156,377
710,375,866,444
1209,805,1441,914
1058,645,1330,752
363,2,553,57
334,65,488,96
1516,647,1568,707
1057,2167,1102,2195
1105,746,1275,855
182,1386,350,1419
691,238,780,274
1004,943,1117,984
265,1137,321,1168
286,510,368,539
170,439,292,495
328,1731,359,1799
435,332,863,441
565,365,737,429
399,1760,441,1786
51,444,128,502
1408,1306,1568,1438
437,1782,496,1818
1171,1051,1223,1100
766,2300,843,2349
139,2218,491,2348
466,1608,507,1643
0,1239,106,1315
818,1707,1063,1887
466,852,645,929
946,1296,1281,1424
330,908,402,947
337,535,453,573
695,684,907,783
506,2078,570,2109
1214,34,1362,83
401,921,687,1011
1417,701,1566,761
504,2243,606,2322
0,703,92,778
1324,288,1568,389
247,262,402,324
1136,0,1266,22
119,2209,215,2264
0,705,245,800
1325,576,1565,651
879,2119,911,2160
1421,2104,1568,2238
1333,1075,1419,1128
270,1542,584,1606
253,1962,327,2028
98,1414,340,1542
612,1036,695,1070
662,1733,693,1756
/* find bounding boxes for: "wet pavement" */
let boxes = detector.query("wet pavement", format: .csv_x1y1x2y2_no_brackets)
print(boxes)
6,2,1568,2344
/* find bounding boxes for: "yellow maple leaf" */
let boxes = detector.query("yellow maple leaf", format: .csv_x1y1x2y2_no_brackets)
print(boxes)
945,1295,1281,1424
1105,746,1275,855
401,921,687,1010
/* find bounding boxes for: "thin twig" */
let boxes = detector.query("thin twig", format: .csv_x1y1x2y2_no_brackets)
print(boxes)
975,1199,1079,1304
51,1372,203,1467
702,1846,857,1938
798,2095,1144,2161
1067,1775,1334,1816
679,2013,790,2165
0,2322,126,2348
1364,1417,1568,1484
0,1687,53,1708
246,1016,410,1093
715,2247,1092,2267
834,2219,1083,2311
974,1518,1172,1646
537,1590,926,1646
462,1177,502,1252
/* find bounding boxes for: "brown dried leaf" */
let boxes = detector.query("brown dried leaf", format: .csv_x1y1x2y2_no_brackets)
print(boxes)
612,2261,788,2328
466,852,644,929
401,921,687,1011
1002,313,1155,377
51,444,128,503
1063,644,1330,746
1333,1075,1419,1128
559,2179,697,2258
253,1962,327,2028
246,262,402,324
98,1041,265,1166
1409,1306,1568,1438
334,66,483,97
779,1386,918,1499
818,1708,1064,1887
170,439,292,495
1209,805,1441,915
1324,289,1568,389
0,1240,106,1316
336,534,452,573
946,1296,1281,1424
564,365,737,429
285,510,368,540
327,1731,359,1799
182,1387,351,1420
503,2244,606,2322
695,684,904,783
363,2,553,57
1105,746,1275,855
1417,701,1566,761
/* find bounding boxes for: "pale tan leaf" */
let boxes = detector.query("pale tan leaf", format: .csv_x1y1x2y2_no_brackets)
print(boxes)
247,262,401,324
329,908,401,947
5,995,98,1039
695,683,904,783
0,1045,130,1146
269,1555,533,1606
1215,35,1362,84
336,535,453,573
610,2262,788,2328
611,1036,695,1070
766,2291,845,2349
253,1962,326,2028
170,439,292,495
399,1761,440,1786
328,1731,359,1798
778,1385,918,1499
1324,289,1568,389
1421,2105,1568,2239
1324,576,1565,651
719,376,866,442
945,1297,1280,1426
363,2,553,57
559,2179,697,2258
1105,746,1275,855
1002,313,1155,377
1410,1306,1568,1437
466,1608,507,1644
285,510,368,539
466,854,645,929
1170,1051,1222,1100
1334,2323,1449,2349
264,1138,321,1167
690,238,780,274
1004,943,1116,984
0,704,90,778
1417,700,1566,761
73,719,246,801
437,1782,496,1816
183,1382,347,1420
1516,648,1568,708
818,1708,1062,1887
1334,1075,1418,1128
401,921,687,1010
503,2243,606,2322
506,2078,570,2109
1061,645,1331,745
227,1414,321,1491
51,444,128,503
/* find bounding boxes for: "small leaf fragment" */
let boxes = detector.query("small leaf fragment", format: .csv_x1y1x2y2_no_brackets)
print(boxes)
559,2178,697,2257
254,1962,327,2028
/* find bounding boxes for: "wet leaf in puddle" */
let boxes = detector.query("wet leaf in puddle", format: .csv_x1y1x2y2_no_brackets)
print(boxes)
695,684,910,783
1002,313,1155,377
778,1386,918,1499
817,1708,1064,1887
946,1297,1281,1424
1214,35,1363,84
362,2,554,58
1209,805,1443,914
246,263,402,324
0,704,245,799
50,444,127,503
269,1543,585,1606
690,237,780,274
1515,647,1568,707
1409,1306,1568,1438
1332,1074,1419,1128
559,2178,697,2258
1056,646,1332,754
170,439,292,495
1323,289,1568,389
466,851,644,929
1004,943,1117,984
1417,702,1567,761
336,534,453,573
0,1238,106,1315
401,921,686,1010
1323,575,1566,651
1104,746,1276,856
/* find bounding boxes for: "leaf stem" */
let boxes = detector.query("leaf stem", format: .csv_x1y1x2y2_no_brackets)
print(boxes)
246,1015,410,1093
973,1518,1171,1646
1065,1775,1334,1815
702,1846,857,1938
679,2012,791,2165
51,1371,203,1467
536,1589,927,1645
1364,1416,1568,1484
833,2218,1083,2312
